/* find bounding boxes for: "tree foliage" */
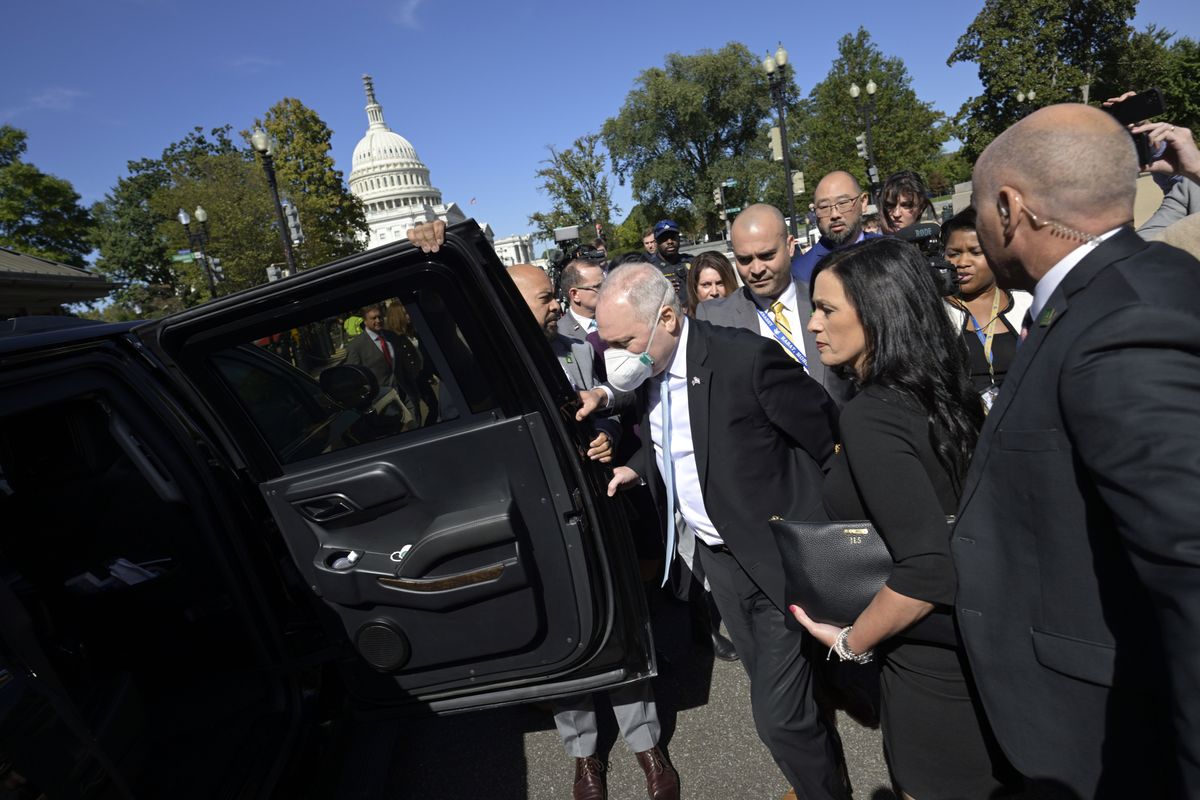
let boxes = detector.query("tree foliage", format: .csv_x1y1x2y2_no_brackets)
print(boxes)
527,132,620,243
90,126,275,316
793,28,952,204
247,98,367,267
948,0,1137,160
91,100,368,319
602,43,777,236
1094,25,1200,132
0,125,93,266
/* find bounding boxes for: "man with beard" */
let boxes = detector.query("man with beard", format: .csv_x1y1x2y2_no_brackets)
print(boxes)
649,220,691,304
791,171,879,283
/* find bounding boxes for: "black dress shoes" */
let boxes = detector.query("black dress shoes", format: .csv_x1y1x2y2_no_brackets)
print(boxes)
711,629,740,662
572,756,606,800
635,746,679,800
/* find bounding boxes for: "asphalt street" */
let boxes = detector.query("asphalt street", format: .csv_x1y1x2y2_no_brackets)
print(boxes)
345,590,895,800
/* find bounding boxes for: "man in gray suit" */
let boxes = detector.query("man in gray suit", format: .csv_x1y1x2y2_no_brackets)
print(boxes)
558,258,606,344
696,204,852,406
344,305,420,424
506,263,677,800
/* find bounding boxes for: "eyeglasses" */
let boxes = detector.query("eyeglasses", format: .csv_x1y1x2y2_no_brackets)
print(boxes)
814,196,862,217
574,284,603,293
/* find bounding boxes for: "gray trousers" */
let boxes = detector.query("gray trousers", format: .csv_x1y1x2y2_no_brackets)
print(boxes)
552,680,660,757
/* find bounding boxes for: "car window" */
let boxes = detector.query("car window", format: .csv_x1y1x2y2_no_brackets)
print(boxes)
208,287,492,466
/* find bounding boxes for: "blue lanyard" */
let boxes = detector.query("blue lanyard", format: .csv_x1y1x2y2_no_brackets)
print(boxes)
756,308,809,371
966,311,994,367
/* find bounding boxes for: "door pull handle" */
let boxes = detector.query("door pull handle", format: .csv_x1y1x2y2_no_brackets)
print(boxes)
298,494,360,522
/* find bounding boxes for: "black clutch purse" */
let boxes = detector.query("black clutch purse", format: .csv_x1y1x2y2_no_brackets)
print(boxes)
770,518,891,628
770,516,957,629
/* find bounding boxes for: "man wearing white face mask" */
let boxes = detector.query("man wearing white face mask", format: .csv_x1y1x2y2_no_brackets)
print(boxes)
594,262,845,799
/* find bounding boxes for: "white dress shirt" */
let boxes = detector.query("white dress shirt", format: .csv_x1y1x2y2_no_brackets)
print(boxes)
569,308,597,333
647,318,723,546
1030,228,1122,320
752,280,808,369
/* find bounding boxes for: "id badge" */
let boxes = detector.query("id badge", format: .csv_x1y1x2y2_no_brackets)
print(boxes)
981,384,999,413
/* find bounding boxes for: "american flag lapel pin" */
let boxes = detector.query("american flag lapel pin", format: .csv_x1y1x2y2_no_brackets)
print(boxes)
691,377,701,386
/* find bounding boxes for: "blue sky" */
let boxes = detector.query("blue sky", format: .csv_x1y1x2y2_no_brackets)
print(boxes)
3,0,1196,252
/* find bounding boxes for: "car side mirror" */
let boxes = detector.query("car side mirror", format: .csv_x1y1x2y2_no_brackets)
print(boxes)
319,364,378,411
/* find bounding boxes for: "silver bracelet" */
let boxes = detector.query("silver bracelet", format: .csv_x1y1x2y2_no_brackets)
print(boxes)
830,625,874,664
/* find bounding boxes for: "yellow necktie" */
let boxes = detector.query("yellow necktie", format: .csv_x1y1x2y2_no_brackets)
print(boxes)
770,300,794,339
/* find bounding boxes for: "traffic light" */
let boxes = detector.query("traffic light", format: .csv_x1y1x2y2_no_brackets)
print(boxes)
791,171,805,195
209,257,224,282
769,126,783,162
868,166,880,184
713,187,723,206
855,133,868,160
281,199,304,245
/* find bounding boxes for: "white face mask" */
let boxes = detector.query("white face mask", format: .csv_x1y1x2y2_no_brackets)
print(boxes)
604,289,672,392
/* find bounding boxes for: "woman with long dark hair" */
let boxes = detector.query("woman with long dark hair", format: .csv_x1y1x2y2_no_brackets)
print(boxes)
790,237,1017,798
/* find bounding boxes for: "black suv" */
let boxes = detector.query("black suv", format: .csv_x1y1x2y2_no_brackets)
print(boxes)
0,224,653,798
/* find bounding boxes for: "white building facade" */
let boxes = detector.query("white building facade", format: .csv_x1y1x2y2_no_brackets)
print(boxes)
492,234,536,266
349,75,474,249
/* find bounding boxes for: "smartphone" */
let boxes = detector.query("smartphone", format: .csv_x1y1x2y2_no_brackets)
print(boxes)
1106,88,1165,126
1105,88,1166,166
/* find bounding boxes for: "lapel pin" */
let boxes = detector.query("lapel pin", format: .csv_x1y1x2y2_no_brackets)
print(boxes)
1038,307,1057,327
691,377,701,386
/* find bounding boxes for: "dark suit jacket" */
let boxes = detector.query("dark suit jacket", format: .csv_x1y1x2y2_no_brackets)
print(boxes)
629,319,839,611
549,333,631,444
696,283,854,407
344,330,419,418
951,228,1200,798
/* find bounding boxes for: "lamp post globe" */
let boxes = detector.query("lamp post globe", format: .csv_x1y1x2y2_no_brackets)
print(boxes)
177,208,191,226
194,206,207,224
849,82,861,99
866,79,877,95
763,54,777,75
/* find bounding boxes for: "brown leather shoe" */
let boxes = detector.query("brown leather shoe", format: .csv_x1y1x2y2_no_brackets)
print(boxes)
572,756,606,800
635,745,679,800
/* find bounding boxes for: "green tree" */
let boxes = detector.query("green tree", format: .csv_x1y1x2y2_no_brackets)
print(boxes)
90,126,279,316
602,43,778,236
0,125,93,266
247,98,368,267
948,0,1137,160
1094,26,1200,131
792,28,950,200
527,132,620,243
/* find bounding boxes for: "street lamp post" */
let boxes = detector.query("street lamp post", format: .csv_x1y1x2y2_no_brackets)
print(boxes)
1015,88,1037,117
177,206,218,297
250,129,298,276
849,80,880,192
764,44,799,239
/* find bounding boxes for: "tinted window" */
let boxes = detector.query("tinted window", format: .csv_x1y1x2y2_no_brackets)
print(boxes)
209,288,492,465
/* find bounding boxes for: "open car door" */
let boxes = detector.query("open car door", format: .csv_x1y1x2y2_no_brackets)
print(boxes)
138,222,653,713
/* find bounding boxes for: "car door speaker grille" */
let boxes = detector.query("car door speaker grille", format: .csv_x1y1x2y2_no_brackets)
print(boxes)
355,620,412,672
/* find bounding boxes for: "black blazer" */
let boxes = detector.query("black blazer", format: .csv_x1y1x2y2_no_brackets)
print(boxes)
695,281,854,407
629,319,839,610
951,228,1200,798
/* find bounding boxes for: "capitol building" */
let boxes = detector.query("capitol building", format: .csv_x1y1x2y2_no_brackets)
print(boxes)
349,75,483,248
348,75,536,264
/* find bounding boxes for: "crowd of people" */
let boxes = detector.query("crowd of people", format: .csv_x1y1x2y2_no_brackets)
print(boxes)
406,98,1199,800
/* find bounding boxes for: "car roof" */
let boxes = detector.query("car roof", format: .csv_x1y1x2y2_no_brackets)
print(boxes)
0,316,138,355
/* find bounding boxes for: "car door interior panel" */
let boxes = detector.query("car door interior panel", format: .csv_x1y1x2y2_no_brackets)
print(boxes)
144,224,653,709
